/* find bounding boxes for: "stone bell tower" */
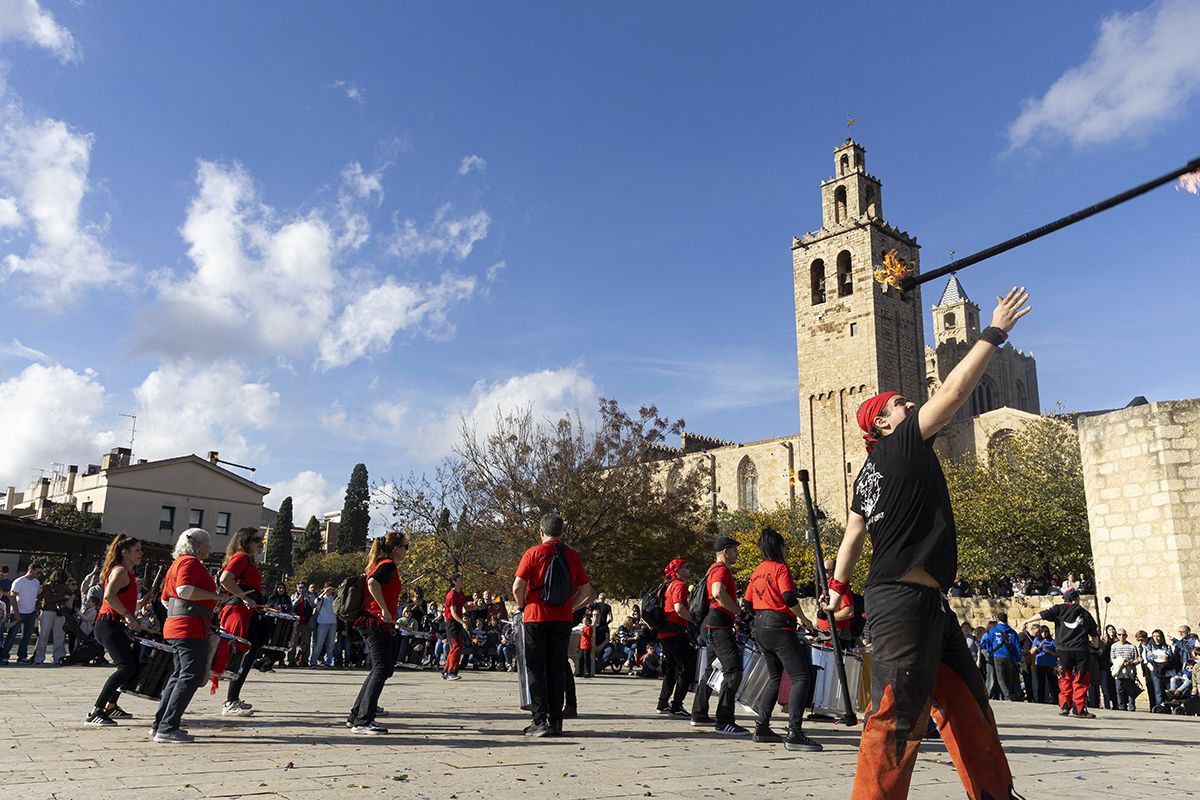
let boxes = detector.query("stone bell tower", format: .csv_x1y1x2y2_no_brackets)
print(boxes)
792,139,928,522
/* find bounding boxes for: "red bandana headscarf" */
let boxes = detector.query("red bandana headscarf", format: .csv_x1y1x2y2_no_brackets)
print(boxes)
857,391,898,453
664,558,687,580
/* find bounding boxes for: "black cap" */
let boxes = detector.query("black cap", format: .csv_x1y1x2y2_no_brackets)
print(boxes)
713,536,739,552
1062,588,1079,603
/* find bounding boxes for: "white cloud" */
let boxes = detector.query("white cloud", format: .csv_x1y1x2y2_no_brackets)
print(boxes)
401,365,598,459
0,90,129,304
389,203,490,262
0,363,116,488
314,272,477,370
332,80,364,105
264,469,345,522
0,337,56,365
1008,0,1200,149
0,0,79,62
485,259,506,283
458,154,487,176
131,360,279,464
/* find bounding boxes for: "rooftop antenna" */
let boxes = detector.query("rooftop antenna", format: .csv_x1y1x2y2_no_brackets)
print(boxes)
118,413,137,452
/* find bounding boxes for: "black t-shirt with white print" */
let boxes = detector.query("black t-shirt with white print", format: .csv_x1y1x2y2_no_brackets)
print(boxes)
850,412,957,590
1039,602,1097,652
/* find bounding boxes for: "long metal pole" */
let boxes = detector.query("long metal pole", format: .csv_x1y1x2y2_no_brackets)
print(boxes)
899,156,1200,292
798,470,857,726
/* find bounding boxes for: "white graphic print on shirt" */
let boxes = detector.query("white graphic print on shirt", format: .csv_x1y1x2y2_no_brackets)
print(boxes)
856,460,884,525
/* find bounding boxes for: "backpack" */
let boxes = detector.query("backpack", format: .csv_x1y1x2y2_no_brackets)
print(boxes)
538,543,573,608
640,582,669,630
688,565,717,623
333,575,364,622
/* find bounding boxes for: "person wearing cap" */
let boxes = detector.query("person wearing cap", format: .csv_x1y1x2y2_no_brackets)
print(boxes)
826,287,1031,799
654,558,697,718
690,535,749,735
1021,588,1098,718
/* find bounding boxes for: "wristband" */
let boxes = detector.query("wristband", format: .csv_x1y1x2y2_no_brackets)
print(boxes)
980,326,1008,347
827,577,851,596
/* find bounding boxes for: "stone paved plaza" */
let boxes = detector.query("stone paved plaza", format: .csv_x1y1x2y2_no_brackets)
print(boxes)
1,663,1197,799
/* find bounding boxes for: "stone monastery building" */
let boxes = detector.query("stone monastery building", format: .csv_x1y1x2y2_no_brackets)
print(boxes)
664,139,1041,524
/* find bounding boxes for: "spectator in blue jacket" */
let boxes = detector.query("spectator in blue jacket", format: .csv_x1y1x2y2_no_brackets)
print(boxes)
1030,626,1057,704
981,613,1022,701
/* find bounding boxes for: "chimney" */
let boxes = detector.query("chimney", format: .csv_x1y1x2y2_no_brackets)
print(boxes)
208,451,219,463
137,459,148,465
65,465,78,496
4,486,13,512
86,464,100,476
102,448,132,470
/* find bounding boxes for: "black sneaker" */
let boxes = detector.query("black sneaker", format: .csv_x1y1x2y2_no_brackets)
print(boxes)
656,705,671,714
548,719,564,737
106,706,133,720
667,707,690,719
1073,710,1097,719
1059,707,1071,716
690,715,715,727
562,706,578,719
523,720,552,737
784,732,823,752
716,722,750,736
753,727,783,743
85,712,116,727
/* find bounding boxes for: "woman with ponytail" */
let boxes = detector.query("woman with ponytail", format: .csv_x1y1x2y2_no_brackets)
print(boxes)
87,533,147,726
214,527,264,717
346,530,408,735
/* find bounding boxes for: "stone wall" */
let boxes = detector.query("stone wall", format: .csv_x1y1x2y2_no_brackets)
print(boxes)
1078,398,1200,631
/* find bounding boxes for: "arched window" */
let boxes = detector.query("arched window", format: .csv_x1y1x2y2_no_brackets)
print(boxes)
737,456,759,512
836,250,853,296
665,463,682,493
810,259,826,305
944,312,956,329
839,154,849,176
865,186,877,217
834,185,848,223
988,429,1016,459
1015,380,1028,411
970,379,995,416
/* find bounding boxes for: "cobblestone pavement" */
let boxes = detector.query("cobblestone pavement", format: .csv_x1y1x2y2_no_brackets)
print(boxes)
0,662,1196,799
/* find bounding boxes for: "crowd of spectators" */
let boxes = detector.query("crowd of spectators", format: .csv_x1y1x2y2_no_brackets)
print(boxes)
948,570,1095,599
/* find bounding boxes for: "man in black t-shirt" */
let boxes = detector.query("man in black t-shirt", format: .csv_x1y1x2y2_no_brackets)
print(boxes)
826,287,1031,800
1022,588,1098,718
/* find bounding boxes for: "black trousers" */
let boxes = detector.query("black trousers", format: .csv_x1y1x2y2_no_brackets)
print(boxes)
564,661,577,709
576,650,594,677
993,658,1020,701
657,634,697,710
524,620,572,723
753,625,810,733
349,624,396,725
691,624,742,725
93,618,139,710
227,613,267,703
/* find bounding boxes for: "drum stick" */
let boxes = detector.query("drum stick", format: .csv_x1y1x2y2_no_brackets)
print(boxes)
799,470,858,727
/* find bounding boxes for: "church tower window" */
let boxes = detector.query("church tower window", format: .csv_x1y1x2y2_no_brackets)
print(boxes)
839,154,849,176
865,186,877,218
737,456,759,512
944,312,956,328
810,259,826,305
834,185,847,223
837,250,853,296
970,378,995,416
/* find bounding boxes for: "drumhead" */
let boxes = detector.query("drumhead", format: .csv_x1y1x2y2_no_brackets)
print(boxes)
133,636,174,653
262,610,299,621
218,630,251,646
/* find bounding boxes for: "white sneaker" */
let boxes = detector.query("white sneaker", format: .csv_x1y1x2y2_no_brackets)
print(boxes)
222,701,254,717
154,729,195,744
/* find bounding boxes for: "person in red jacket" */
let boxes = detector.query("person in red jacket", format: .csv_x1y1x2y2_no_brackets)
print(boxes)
513,513,594,737
87,533,147,726
153,528,222,743
216,527,263,717
443,574,468,680
690,535,748,735
347,530,408,734
655,558,697,718
577,613,595,678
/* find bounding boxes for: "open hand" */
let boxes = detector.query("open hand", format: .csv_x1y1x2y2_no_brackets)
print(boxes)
991,286,1032,333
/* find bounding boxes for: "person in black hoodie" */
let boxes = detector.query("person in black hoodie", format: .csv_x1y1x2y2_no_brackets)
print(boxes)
1021,588,1097,718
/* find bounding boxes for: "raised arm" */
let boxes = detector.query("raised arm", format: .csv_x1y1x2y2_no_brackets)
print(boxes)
824,511,869,614
918,287,1032,439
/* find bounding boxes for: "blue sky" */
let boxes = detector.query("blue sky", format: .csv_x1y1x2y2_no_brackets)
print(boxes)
1,1,1196,523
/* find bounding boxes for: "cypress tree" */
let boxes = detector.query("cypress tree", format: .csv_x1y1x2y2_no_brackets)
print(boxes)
338,463,371,553
267,496,294,574
295,514,323,564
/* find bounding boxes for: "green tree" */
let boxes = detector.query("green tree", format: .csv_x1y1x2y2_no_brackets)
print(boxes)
714,505,865,592
294,550,367,589
266,496,294,574
943,415,1091,583
294,515,323,565
338,463,371,553
44,503,102,531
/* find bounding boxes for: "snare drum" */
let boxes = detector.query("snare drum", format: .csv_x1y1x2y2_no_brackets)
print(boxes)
215,630,253,680
125,636,175,701
260,609,299,653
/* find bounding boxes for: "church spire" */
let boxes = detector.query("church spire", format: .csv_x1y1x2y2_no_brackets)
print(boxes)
936,275,970,307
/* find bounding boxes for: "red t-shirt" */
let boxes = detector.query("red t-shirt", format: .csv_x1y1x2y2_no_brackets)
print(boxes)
817,591,852,632
222,551,263,592
98,566,138,620
161,555,216,639
706,561,738,621
361,559,402,623
744,560,797,616
658,579,689,639
444,589,466,622
579,624,593,650
515,539,589,624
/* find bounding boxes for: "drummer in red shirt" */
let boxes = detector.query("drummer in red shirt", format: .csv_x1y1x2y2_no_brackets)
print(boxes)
216,527,263,717
87,533,148,726
153,528,222,744
513,513,594,737
347,530,408,735
744,526,822,752
690,535,749,735
815,558,856,651
655,558,697,718
442,574,468,681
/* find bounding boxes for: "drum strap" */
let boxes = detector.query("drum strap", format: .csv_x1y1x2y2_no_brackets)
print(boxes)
167,596,214,621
